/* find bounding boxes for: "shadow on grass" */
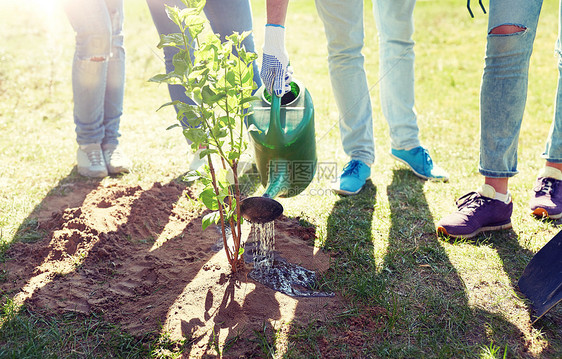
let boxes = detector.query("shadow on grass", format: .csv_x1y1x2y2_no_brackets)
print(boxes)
454,226,562,355
385,169,527,357
322,168,529,358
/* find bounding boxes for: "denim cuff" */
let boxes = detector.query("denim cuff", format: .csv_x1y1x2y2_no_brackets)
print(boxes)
479,167,518,178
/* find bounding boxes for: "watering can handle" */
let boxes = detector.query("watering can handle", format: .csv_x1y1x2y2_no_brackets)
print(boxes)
265,89,283,146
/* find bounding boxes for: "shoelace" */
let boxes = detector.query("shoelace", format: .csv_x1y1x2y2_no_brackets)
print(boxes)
105,148,123,163
421,148,433,169
342,160,362,177
534,177,559,196
455,191,491,212
87,149,104,167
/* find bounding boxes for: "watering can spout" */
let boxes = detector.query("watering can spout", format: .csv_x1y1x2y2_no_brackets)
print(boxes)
263,161,290,198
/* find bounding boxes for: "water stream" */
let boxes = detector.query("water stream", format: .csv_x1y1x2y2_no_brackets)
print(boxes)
245,222,334,298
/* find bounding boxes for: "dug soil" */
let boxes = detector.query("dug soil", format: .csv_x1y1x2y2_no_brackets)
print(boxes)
1,179,341,357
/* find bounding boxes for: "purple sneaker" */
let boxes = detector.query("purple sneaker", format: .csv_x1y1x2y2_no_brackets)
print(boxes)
437,185,512,239
529,167,562,219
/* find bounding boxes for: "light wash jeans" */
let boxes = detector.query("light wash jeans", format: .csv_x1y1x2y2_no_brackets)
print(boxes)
480,0,562,177
315,0,419,165
63,0,125,147
146,0,262,115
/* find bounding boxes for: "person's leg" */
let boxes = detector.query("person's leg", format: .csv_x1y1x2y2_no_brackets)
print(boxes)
372,0,448,181
147,0,262,102
100,0,125,148
315,0,374,166
479,1,542,185
63,0,113,146
372,0,418,150
437,0,542,238
146,0,196,107
315,0,374,195
531,0,562,218
204,0,262,90
101,0,130,174
146,0,206,172
64,0,115,177
204,0,262,174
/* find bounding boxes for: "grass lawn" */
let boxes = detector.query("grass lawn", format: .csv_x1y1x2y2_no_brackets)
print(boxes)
1,0,561,357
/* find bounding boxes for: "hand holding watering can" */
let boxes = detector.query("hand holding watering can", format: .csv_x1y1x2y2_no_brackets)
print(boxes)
241,22,317,224
261,23,293,97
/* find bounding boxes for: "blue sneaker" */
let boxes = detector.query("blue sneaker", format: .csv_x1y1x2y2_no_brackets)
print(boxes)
332,159,371,195
391,146,449,181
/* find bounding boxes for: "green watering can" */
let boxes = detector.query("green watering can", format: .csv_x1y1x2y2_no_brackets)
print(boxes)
240,80,317,223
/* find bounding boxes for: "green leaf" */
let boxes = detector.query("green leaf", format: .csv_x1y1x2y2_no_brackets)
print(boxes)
201,86,216,104
241,69,252,84
226,32,240,45
182,0,205,15
238,46,247,59
164,5,182,28
200,188,219,210
192,87,203,105
166,123,181,131
185,15,207,39
177,6,200,18
176,103,201,127
225,71,236,86
238,247,245,256
172,50,190,75
202,211,220,231
239,31,251,43
158,33,185,49
154,101,174,111
183,170,200,183
228,152,240,161
240,96,260,105
184,128,208,144
211,126,228,139
149,73,176,84
188,67,210,81
199,148,217,157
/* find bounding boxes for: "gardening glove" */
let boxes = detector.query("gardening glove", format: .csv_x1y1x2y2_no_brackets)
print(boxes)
261,24,293,97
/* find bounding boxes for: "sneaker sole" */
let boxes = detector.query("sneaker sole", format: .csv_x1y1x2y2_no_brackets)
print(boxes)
390,154,449,182
331,177,371,196
78,167,108,178
436,221,512,239
332,187,362,196
107,166,130,175
531,208,562,220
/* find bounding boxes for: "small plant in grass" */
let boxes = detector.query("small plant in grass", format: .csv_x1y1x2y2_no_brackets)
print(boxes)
149,0,259,272
480,340,508,359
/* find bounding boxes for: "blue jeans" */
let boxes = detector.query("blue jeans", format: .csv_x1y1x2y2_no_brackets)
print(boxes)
63,0,125,146
146,0,262,113
480,0,562,177
315,0,419,165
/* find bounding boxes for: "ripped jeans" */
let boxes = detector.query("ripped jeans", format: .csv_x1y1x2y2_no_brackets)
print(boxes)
479,0,562,177
63,0,125,146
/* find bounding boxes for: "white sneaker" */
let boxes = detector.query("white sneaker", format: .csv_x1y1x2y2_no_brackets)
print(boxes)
102,144,131,174
77,143,108,178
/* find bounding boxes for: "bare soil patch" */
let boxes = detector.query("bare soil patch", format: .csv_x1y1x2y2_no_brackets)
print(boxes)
1,180,340,357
